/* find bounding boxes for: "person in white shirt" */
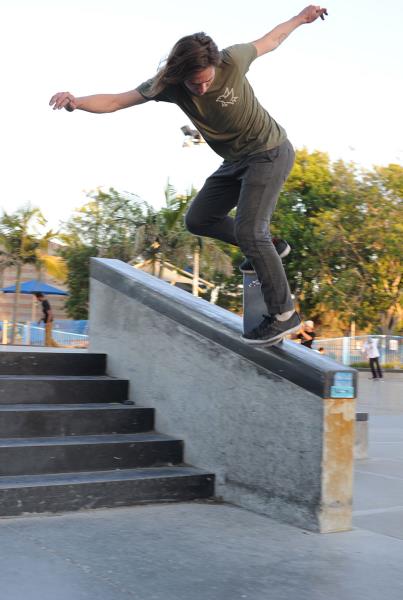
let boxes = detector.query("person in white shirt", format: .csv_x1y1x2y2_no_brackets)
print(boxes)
362,337,383,380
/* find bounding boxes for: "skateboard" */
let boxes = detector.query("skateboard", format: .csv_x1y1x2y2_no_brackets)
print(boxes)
242,272,267,335
242,271,285,347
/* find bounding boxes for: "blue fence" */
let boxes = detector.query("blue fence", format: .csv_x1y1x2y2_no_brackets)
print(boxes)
1,320,89,348
53,320,89,336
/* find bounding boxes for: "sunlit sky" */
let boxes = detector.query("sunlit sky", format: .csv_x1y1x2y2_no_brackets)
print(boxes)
1,0,402,229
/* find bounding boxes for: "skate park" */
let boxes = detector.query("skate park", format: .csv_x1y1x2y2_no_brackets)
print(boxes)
2,1,402,597
1,259,402,600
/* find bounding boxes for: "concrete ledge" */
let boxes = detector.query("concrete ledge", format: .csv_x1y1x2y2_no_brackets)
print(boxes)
90,259,357,399
89,259,357,533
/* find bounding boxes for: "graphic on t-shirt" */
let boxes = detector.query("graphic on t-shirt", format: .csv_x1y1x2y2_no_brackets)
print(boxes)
216,88,239,107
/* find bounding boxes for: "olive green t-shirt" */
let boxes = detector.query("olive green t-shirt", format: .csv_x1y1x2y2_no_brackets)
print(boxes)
136,43,287,162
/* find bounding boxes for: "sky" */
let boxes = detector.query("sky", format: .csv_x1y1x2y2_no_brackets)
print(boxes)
1,0,402,229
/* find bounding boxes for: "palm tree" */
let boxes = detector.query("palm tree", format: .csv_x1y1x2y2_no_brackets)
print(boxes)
62,188,146,262
0,205,65,343
134,182,233,296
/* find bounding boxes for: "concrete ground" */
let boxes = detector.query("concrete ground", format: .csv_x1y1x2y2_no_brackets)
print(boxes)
354,372,403,539
1,366,402,599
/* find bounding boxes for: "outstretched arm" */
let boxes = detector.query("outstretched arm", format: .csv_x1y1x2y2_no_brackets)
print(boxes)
252,5,328,57
49,89,148,113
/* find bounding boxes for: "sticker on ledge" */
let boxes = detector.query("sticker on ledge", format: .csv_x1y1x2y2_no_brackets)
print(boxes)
331,386,355,399
333,372,354,386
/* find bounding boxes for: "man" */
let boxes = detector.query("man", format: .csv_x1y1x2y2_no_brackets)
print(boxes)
50,5,328,345
362,337,383,380
297,320,316,349
34,293,59,347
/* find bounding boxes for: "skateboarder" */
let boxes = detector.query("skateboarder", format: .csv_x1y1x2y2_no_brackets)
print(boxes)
49,5,328,346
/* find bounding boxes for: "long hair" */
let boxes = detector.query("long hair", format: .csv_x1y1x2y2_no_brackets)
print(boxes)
150,33,220,96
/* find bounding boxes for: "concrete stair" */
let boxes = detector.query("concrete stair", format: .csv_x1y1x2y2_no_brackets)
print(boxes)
0,351,107,375
0,404,154,437
0,351,214,517
0,375,129,404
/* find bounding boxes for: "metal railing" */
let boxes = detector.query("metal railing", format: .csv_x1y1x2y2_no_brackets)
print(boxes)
312,335,402,367
1,320,89,348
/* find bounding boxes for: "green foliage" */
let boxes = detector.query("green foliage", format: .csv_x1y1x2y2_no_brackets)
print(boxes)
60,244,97,319
0,205,49,269
309,164,402,332
55,156,402,335
61,188,146,262
0,205,58,341
352,362,402,369
134,181,233,280
272,151,402,334
59,188,151,316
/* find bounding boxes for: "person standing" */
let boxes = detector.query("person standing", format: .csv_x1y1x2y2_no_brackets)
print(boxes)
34,293,59,347
49,5,328,346
362,337,383,380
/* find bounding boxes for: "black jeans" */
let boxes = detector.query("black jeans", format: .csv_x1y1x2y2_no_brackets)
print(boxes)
185,139,295,314
370,357,383,378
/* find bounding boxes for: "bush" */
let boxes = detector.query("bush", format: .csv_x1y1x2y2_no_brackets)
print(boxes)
351,361,402,369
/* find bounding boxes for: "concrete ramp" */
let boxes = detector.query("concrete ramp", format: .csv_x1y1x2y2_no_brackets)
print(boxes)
90,258,357,533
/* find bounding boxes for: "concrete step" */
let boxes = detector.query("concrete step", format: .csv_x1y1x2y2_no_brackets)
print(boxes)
0,375,129,404
0,404,154,438
0,433,183,476
0,466,215,517
0,351,106,375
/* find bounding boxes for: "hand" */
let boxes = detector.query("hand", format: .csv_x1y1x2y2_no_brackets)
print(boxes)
297,5,328,24
49,91,77,112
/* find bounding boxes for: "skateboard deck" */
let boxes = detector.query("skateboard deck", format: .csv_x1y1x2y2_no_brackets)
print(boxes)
242,272,268,335
242,273,286,346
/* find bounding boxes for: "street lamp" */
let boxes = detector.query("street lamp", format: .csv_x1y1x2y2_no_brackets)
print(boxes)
180,125,205,296
181,125,205,147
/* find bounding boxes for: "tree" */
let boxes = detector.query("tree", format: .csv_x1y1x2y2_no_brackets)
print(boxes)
60,188,149,317
272,151,402,334
271,149,341,322
0,205,63,342
60,244,97,319
62,188,146,261
133,182,233,296
313,163,402,333
58,154,402,334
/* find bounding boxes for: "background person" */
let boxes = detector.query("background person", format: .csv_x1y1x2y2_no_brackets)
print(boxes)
296,320,316,349
34,293,59,347
362,336,383,380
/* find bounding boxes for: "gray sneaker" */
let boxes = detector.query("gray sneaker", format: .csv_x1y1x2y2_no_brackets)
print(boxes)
239,238,291,274
242,312,301,346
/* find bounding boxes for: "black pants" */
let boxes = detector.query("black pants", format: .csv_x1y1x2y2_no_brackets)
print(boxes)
370,357,383,378
185,139,295,314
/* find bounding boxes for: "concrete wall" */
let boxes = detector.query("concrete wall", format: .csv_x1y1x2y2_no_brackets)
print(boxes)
89,259,356,533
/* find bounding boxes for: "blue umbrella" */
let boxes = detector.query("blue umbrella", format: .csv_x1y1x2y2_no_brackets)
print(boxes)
2,279,68,296
1,280,69,326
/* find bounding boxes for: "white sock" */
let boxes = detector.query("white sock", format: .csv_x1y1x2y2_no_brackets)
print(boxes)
276,310,295,322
